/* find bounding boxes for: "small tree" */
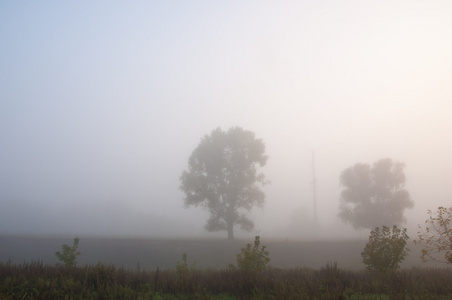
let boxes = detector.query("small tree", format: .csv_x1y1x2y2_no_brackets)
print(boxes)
416,206,452,264
55,237,81,267
175,253,196,284
176,253,196,275
230,236,270,271
361,226,409,273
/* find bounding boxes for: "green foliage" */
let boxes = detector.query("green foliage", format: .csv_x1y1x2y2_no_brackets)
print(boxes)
416,206,452,264
361,226,410,273
338,158,414,230
180,127,269,239
55,237,81,267
230,236,270,272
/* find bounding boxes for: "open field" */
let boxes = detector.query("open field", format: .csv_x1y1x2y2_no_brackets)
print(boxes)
0,235,446,270
1,259,452,299
1,236,452,299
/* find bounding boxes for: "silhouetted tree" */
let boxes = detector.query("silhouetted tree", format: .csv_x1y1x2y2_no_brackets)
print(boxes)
338,158,413,230
180,127,268,239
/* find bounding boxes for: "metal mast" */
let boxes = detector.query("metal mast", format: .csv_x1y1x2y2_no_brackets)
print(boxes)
312,151,317,222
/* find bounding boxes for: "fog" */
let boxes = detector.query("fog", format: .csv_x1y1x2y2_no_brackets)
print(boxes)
1,1,451,241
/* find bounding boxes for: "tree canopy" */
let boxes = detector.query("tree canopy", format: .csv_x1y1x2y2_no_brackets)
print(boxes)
180,127,268,239
361,225,410,273
338,158,413,230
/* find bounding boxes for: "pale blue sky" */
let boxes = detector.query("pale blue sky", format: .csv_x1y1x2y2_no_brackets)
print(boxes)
1,0,451,238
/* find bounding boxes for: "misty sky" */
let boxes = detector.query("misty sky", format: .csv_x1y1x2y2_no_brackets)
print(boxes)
1,1,451,239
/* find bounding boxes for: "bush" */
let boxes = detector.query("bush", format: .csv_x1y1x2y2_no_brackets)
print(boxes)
55,237,81,267
230,236,270,272
361,226,409,273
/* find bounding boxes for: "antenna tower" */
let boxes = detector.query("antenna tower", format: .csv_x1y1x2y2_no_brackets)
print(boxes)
312,151,318,222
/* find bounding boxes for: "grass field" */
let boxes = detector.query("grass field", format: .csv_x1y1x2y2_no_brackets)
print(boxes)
1,236,451,299
1,259,451,299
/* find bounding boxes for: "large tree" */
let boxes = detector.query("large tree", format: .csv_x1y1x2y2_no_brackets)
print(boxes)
338,158,414,230
180,127,268,239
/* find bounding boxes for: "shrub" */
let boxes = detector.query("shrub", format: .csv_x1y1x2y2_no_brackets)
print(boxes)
176,253,196,281
361,226,409,273
55,237,81,267
230,236,270,272
416,206,452,264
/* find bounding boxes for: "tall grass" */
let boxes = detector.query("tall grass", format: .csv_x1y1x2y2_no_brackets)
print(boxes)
0,260,451,299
